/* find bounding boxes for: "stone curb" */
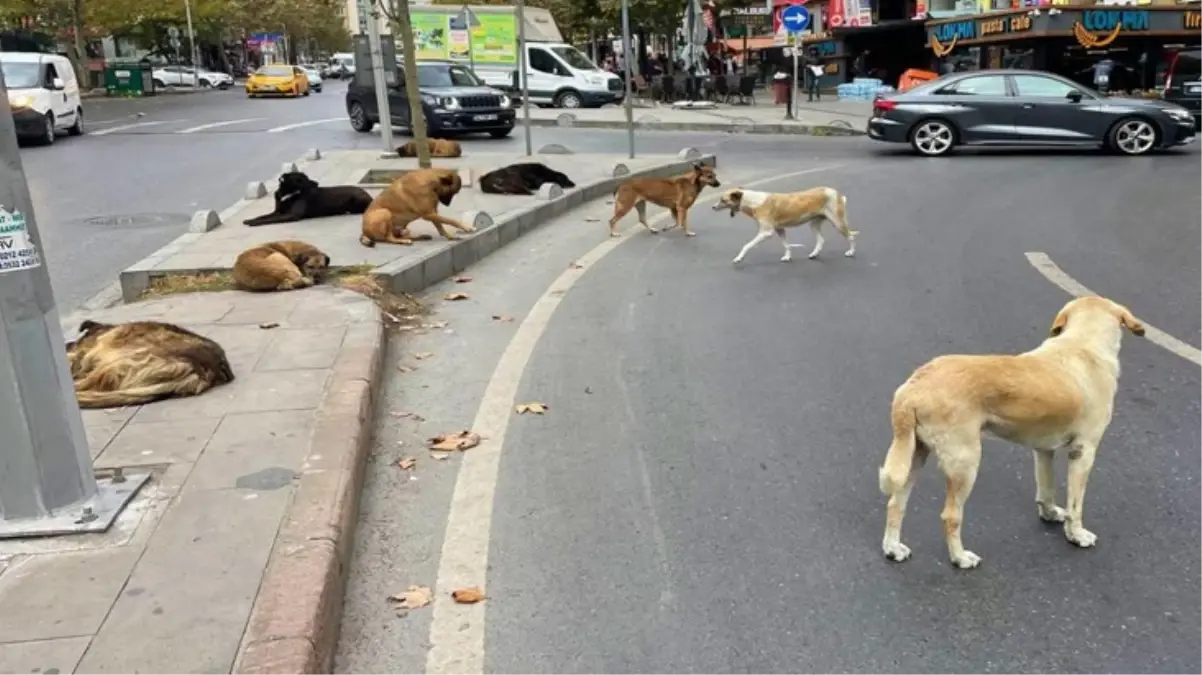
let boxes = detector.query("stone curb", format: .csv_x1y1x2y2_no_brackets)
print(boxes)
233,304,387,674
525,117,866,137
373,153,717,295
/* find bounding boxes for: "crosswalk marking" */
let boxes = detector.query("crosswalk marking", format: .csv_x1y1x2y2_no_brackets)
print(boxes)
177,118,263,134
266,117,344,133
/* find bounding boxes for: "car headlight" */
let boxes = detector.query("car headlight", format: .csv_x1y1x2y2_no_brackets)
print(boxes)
442,97,460,110
499,94,511,109
8,95,33,109
1166,108,1192,122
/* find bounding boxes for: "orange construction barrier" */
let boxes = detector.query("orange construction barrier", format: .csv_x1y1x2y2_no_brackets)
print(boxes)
898,68,939,93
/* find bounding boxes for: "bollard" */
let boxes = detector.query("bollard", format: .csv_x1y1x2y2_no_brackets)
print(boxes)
245,181,268,199
678,147,702,161
281,162,298,174
304,148,322,161
189,209,221,233
611,163,631,178
536,183,564,200
537,144,573,155
462,211,494,231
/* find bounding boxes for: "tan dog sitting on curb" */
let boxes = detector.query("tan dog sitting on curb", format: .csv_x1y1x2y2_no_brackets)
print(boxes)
233,240,330,292
607,162,721,238
397,138,462,158
878,295,1146,570
360,168,472,247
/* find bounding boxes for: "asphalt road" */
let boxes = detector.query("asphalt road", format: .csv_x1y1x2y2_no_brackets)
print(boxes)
29,81,802,314
336,140,1201,673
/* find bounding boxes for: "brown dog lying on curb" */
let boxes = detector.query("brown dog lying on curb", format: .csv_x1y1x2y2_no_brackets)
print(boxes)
67,319,235,409
360,168,473,247
397,138,462,158
607,162,721,238
233,240,330,291
879,295,1146,571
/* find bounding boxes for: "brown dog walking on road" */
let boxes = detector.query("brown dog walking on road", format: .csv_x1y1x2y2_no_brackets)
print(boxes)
67,320,235,409
607,162,721,238
397,139,463,158
878,296,1146,570
360,168,472,247
233,240,330,292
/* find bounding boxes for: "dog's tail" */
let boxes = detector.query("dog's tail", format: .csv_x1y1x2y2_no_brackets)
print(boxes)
75,379,194,409
837,194,860,237
879,399,918,496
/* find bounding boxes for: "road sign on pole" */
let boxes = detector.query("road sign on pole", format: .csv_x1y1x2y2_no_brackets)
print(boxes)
781,5,809,122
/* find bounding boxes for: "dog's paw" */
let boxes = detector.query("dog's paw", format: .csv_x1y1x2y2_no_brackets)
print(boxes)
950,550,982,569
882,541,911,563
732,257,743,265
844,250,856,257
461,225,477,234
443,234,460,241
1037,503,1067,523
1065,526,1098,548
685,231,697,237
780,255,792,263
807,252,820,260
610,232,622,238
648,227,660,234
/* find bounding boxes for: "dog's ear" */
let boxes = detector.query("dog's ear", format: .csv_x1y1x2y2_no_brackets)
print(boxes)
321,254,331,268
78,319,101,333
1049,310,1069,337
1113,303,1146,337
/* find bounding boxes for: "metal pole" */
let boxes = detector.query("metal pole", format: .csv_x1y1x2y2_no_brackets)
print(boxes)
516,0,532,157
368,7,395,153
184,0,198,86
790,43,798,120
620,0,635,159
0,70,149,538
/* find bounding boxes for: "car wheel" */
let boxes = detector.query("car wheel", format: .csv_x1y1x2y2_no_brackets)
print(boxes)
910,119,956,157
348,102,374,133
153,78,166,89
303,88,310,97
554,90,583,109
68,107,84,136
489,128,513,139
1108,117,1159,156
198,78,211,88
39,113,55,146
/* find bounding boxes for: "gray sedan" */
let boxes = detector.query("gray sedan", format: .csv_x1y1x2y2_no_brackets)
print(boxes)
867,69,1197,157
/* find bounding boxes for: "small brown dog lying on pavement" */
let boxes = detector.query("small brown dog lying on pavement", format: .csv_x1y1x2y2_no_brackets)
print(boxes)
714,186,858,264
233,240,330,291
879,295,1146,571
67,320,235,409
397,138,462,158
360,168,472,247
608,162,721,237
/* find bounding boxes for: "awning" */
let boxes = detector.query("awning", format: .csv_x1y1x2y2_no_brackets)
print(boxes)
719,36,778,52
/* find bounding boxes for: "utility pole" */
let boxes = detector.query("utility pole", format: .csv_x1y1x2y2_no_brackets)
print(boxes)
368,3,396,155
184,0,199,86
620,0,635,159
387,0,432,167
0,71,148,539
516,0,532,156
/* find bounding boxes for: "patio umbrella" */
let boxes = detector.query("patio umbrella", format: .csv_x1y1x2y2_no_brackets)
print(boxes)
675,0,710,100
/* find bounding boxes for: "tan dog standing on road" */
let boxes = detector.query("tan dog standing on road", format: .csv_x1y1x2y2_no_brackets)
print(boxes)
878,296,1146,570
397,138,462,158
713,186,857,264
607,162,721,237
232,240,330,292
360,168,472,247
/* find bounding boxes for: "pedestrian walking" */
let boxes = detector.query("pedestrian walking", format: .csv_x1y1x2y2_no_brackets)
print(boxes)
803,48,822,101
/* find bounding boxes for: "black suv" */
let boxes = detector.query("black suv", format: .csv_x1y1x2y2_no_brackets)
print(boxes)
346,60,516,138
1162,49,1201,130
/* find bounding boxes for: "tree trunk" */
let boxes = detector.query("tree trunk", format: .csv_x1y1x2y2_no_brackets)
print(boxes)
390,0,431,168
70,0,89,89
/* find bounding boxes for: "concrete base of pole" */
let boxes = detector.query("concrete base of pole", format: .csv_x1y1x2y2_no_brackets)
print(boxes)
0,471,150,540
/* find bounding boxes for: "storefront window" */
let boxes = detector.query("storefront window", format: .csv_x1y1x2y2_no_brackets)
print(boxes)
1002,47,1035,69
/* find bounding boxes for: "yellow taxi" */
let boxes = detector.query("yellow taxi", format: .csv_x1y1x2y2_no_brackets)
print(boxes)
246,64,310,98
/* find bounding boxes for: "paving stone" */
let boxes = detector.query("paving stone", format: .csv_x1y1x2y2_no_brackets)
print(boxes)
187,324,274,374
94,418,221,469
255,327,347,371
0,636,91,675
185,410,315,492
81,407,137,459
130,369,330,422
216,291,305,326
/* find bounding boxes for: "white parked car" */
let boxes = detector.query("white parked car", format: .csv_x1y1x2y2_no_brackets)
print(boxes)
300,66,323,93
151,66,233,89
0,51,84,145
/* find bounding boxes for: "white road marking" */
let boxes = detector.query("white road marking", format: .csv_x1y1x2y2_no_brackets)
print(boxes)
90,120,183,136
424,163,856,675
176,118,263,134
1025,251,1201,366
265,117,343,133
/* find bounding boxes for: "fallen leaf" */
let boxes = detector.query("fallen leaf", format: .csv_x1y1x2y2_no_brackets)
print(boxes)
492,314,515,322
258,322,280,330
585,217,600,222
427,321,449,329
569,262,585,270
414,352,434,360
428,430,482,451
429,450,452,460
390,411,425,421
515,402,549,415
397,457,417,470
445,292,470,301
453,276,473,283
388,585,433,610
397,365,415,373
451,587,486,604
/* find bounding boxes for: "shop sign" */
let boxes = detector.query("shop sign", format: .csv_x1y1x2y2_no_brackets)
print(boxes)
978,12,1033,37
1072,9,1149,48
810,39,839,56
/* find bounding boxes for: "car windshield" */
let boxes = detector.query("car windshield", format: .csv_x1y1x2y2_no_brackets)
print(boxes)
1173,51,1201,80
551,46,599,71
0,61,41,89
417,64,481,87
257,66,293,77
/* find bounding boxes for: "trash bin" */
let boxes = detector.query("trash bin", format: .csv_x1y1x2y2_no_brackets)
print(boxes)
104,62,155,97
772,74,790,104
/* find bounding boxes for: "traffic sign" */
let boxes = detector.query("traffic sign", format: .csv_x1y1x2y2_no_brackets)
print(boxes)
781,4,811,33
455,5,481,28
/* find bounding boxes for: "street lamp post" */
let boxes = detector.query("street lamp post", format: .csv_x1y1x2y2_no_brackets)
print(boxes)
516,0,532,157
184,0,199,86
620,0,635,159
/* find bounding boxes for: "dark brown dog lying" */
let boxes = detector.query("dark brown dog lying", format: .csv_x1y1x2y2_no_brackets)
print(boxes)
244,171,373,226
67,320,234,409
398,139,462,158
360,168,472,247
233,240,330,292
607,162,721,237
479,162,576,196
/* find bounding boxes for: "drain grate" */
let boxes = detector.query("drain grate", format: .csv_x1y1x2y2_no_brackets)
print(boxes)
84,213,191,228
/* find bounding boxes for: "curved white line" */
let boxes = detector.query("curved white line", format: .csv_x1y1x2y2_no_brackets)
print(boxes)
90,120,179,136
424,162,862,675
265,117,343,133
1025,252,1201,366
176,118,263,134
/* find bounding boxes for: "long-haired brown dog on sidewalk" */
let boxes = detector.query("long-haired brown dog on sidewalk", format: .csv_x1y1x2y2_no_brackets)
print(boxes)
878,295,1146,570
397,138,462,158
607,162,721,238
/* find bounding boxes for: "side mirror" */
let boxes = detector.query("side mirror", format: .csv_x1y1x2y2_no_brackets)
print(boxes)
51,77,65,90
1066,90,1083,103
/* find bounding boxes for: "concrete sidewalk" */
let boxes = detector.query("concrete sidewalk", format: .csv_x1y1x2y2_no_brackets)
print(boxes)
527,98,872,135
0,288,383,674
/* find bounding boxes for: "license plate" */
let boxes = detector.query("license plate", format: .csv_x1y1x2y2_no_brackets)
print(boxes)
473,114,498,122
1186,83,1201,95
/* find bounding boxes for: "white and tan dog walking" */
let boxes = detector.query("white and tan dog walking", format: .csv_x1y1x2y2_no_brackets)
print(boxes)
713,186,858,264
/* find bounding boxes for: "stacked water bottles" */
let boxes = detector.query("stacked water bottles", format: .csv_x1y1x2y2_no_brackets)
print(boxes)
836,78,896,101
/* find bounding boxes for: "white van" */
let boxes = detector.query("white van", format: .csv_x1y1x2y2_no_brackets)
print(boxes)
0,52,83,145
512,42,623,109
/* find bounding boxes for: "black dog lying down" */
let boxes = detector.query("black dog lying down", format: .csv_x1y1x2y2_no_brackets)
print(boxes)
244,171,373,226
478,162,576,196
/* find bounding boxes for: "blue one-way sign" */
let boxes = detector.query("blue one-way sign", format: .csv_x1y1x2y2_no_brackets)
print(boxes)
781,4,811,32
